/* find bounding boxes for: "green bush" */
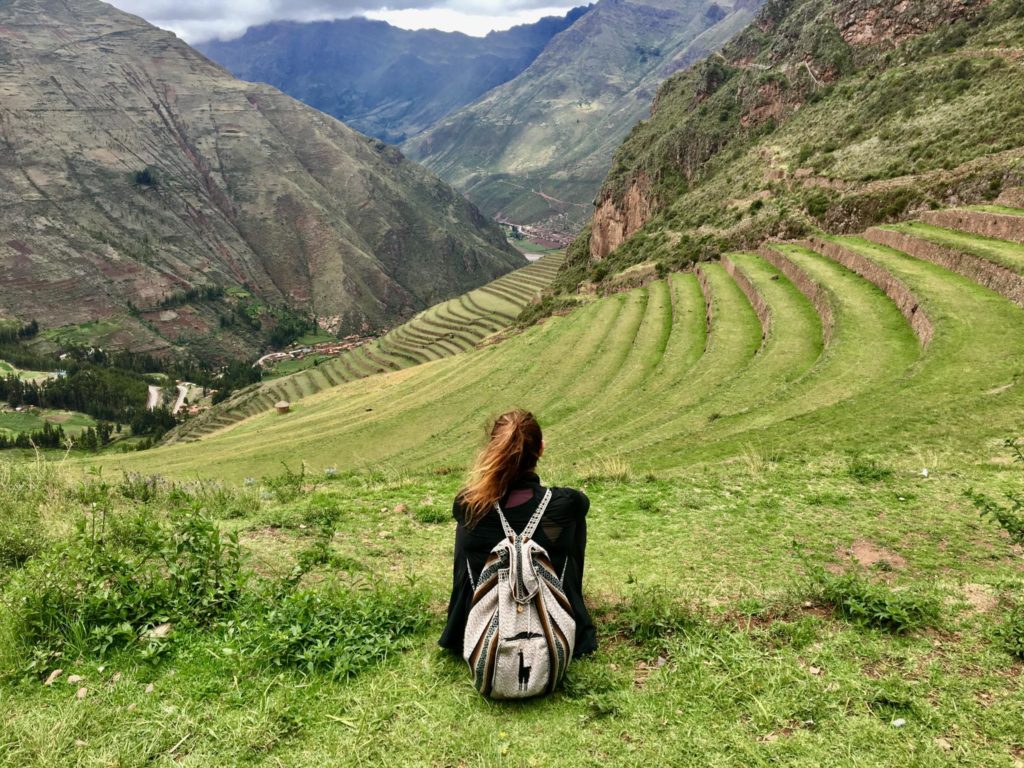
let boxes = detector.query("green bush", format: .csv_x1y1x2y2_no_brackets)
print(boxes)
1,509,242,673
846,454,893,483
516,295,582,328
228,581,429,677
612,584,700,645
811,568,941,633
997,601,1024,659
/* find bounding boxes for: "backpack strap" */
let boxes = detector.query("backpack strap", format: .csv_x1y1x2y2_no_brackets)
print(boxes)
494,488,553,541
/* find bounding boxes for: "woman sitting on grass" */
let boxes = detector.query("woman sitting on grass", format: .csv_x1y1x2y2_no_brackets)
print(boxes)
439,408,596,659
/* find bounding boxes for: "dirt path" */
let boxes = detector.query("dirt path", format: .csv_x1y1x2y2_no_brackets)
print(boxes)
172,383,189,416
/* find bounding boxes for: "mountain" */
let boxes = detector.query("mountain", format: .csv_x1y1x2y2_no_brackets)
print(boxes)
197,9,590,146
569,0,1024,282
0,0,523,361
404,0,762,236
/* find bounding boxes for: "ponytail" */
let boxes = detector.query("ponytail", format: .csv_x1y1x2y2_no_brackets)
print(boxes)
459,409,543,528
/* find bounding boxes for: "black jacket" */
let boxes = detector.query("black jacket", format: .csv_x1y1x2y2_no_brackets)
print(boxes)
438,472,597,658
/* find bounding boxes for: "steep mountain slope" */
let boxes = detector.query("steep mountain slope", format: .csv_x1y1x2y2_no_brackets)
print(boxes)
197,9,590,146
404,0,762,235
570,0,1024,282
0,0,523,360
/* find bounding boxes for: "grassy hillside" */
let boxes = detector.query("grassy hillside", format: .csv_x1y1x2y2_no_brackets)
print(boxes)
577,0,1024,281
92,207,1024,480
3,204,1024,764
164,253,566,444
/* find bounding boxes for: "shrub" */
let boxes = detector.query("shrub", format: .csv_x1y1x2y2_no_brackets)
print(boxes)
516,295,582,327
997,601,1024,659
0,509,242,673
612,584,700,645
413,505,449,524
229,581,429,677
133,166,160,187
811,568,941,633
264,462,311,503
847,454,893,483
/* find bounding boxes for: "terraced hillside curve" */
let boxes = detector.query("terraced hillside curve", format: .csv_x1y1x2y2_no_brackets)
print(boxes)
112,202,1024,482
164,253,565,444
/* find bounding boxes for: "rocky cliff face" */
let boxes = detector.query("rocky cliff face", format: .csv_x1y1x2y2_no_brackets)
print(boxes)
0,0,523,358
588,0,1000,263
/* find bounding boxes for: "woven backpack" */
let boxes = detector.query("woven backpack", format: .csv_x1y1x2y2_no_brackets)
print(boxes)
462,489,576,698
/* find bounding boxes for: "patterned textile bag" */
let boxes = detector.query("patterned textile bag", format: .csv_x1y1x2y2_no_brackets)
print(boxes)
462,489,576,698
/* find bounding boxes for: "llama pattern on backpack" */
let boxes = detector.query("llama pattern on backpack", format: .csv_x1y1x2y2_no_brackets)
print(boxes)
462,489,576,699
517,650,531,691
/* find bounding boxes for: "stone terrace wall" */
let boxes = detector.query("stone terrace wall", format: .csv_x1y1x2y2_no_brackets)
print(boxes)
721,255,771,349
865,227,1024,309
806,236,934,346
918,209,1024,245
997,188,1024,209
758,245,835,346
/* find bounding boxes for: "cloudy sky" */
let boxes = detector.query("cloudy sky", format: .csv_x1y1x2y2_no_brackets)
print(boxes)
108,0,577,42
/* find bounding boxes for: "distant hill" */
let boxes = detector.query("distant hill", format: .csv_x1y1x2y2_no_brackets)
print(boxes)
404,0,762,235
0,0,523,360
567,0,1024,282
197,9,590,145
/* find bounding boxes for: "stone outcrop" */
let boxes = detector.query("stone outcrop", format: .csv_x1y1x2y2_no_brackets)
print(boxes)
590,178,654,261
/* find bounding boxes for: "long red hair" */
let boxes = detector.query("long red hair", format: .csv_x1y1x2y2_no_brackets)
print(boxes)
459,409,543,528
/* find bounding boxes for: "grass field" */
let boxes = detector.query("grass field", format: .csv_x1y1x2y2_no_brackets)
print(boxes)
0,360,52,382
0,408,95,437
2,208,1024,765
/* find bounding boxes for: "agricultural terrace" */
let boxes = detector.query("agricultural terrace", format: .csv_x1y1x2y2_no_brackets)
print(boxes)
164,253,565,445
3,207,1024,765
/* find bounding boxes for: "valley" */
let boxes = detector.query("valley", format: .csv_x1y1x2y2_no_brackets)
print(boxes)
3,0,1024,764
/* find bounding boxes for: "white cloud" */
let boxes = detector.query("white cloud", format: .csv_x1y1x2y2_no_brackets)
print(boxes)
365,6,576,35
108,0,576,42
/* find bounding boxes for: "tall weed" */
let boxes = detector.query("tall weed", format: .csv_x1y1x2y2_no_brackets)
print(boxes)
810,567,941,633
0,508,242,674
0,458,66,570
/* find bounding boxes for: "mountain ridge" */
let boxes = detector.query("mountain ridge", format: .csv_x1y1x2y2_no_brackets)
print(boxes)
404,0,763,235
568,0,1024,283
0,0,523,360
197,8,591,145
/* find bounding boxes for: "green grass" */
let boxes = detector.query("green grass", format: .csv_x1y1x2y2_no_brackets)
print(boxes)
0,360,51,382
0,408,95,437
166,253,566,445
266,355,333,379
40,319,123,346
2,455,1023,766
6,220,1024,764
885,222,1024,273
